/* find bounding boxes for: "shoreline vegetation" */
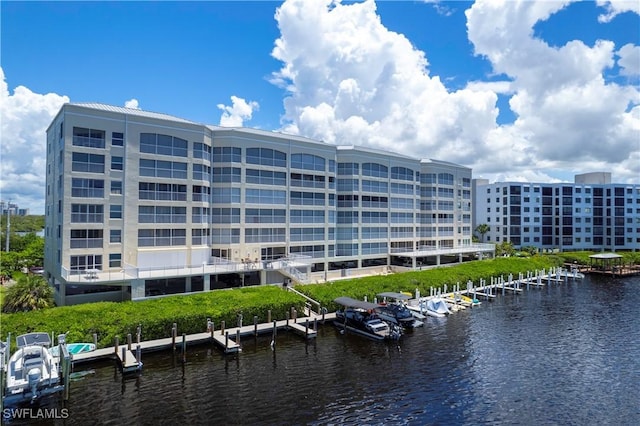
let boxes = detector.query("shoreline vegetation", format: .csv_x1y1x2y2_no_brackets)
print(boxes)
0,257,565,351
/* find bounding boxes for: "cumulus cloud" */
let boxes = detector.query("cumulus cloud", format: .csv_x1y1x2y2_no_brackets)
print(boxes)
0,67,68,214
617,43,640,76
270,0,639,184
217,95,259,127
272,0,498,165
124,98,140,109
466,0,639,182
596,0,640,23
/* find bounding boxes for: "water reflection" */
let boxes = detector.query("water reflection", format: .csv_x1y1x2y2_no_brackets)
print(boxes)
5,275,640,425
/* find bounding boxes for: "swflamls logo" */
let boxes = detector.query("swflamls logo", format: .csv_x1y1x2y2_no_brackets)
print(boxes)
2,408,70,420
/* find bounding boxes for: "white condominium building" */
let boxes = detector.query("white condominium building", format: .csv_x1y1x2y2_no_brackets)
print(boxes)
44,103,487,305
473,173,640,252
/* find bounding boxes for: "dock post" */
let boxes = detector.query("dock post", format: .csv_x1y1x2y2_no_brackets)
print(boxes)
210,320,214,340
314,317,318,331
322,307,326,323
271,320,277,349
93,333,98,348
236,329,240,349
115,336,119,355
502,277,505,296
286,311,290,327
181,333,186,363
305,319,309,337
267,310,271,323
137,324,141,344
254,316,258,337
127,333,132,351
121,347,126,368
293,308,297,322
221,320,226,336
136,344,141,365
444,284,447,294
225,331,229,350
63,353,70,401
171,325,176,351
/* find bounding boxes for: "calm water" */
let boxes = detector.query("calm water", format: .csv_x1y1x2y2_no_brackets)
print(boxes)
7,274,640,425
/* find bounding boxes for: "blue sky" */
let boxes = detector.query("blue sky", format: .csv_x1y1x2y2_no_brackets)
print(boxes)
1,0,639,214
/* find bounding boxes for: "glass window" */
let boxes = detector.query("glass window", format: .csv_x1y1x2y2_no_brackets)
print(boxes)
72,178,104,198
72,152,105,173
112,132,124,146
140,133,188,157
73,127,105,148
111,181,122,195
246,148,286,167
111,156,123,170
110,229,121,243
110,204,122,219
109,253,122,268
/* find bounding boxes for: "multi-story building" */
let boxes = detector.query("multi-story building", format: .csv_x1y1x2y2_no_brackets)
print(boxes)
473,173,640,252
44,103,490,305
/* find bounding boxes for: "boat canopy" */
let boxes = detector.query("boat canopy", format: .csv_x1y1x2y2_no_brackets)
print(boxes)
334,297,380,311
16,332,52,348
377,292,411,301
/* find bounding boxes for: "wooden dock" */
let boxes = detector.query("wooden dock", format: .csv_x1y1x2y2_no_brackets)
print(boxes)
72,312,336,370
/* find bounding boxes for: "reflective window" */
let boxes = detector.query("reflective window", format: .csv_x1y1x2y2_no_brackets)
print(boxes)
291,153,325,171
246,147,286,167
140,133,188,157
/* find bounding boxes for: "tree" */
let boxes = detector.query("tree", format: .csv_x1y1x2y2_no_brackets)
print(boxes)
2,274,55,313
495,241,516,257
475,224,490,243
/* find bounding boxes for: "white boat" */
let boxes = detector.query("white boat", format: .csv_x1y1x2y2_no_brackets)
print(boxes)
5,333,63,403
407,297,451,318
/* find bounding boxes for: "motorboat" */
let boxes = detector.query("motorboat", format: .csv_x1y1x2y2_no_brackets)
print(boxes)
407,297,451,318
5,332,63,403
376,292,424,328
334,297,402,341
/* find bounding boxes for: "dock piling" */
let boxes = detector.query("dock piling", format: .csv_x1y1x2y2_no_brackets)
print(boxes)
221,320,226,336
127,333,132,351
181,333,186,363
267,310,271,323
254,316,258,337
93,333,98,348
136,344,141,365
115,336,119,355
171,325,177,351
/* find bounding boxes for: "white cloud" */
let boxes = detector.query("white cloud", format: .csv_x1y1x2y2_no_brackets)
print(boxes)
124,98,140,109
596,0,640,23
269,0,639,185
217,95,259,127
0,67,68,214
617,43,640,76
466,0,639,175
272,0,498,165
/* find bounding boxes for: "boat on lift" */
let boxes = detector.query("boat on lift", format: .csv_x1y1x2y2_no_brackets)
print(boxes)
4,333,64,404
376,292,424,328
334,297,402,341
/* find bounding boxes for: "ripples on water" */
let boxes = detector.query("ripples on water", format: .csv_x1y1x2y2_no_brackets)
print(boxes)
7,275,640,425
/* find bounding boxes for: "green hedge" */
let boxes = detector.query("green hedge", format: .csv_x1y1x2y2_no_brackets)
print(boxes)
0,286,305,351
0,256,560,351
297,256,558,312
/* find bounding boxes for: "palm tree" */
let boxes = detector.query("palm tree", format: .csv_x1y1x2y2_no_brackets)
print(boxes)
474,224,490,243
2,274,55,313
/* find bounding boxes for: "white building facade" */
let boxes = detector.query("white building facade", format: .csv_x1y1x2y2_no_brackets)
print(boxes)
473,174,640,252
45,103,488,305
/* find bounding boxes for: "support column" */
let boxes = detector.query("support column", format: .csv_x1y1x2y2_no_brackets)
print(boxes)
436,255,441,266
204,274,211,292
131,279,145,299
185,276,192,293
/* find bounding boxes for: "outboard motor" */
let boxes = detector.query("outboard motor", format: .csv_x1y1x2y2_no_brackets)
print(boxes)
28,367,42,401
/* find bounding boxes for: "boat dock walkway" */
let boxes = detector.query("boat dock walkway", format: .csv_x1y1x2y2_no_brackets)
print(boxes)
418,267,583,305
73,311,337,369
